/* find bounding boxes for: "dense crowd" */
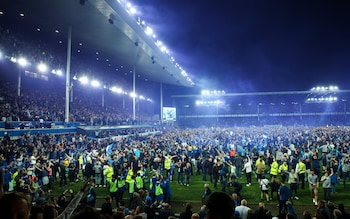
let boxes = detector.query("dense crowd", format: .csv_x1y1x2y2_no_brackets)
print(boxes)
0,25,156,126
0,125,350,219
0,77,155,127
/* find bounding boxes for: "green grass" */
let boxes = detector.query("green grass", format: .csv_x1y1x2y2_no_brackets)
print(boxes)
51,172,350,206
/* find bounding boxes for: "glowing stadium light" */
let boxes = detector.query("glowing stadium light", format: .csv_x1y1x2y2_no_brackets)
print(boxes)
129,7,137,15
139,95,145,100
145,26,153,35
79,76,89,85
160,45,167,52
37,63,48,73
329,86,339,91
110,86,124,94
91,80,100,87
126,2,132,8
306,96,338,103
51,69,63,76
130,92,137,98
17,57,28,67
195,99,223,106
201,90,225,95
201,90,209,95
156,40,163,46
311,85,339,93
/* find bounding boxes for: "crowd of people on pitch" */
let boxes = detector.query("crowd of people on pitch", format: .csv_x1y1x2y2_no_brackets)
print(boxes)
1,125,350,218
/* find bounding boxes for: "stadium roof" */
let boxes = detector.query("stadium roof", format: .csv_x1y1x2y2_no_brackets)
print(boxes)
0,0,194,87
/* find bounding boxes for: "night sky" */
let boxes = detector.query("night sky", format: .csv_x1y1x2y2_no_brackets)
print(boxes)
134,0,350,93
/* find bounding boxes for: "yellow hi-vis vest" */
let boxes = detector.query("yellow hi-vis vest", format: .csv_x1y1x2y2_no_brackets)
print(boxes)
155,183,163,196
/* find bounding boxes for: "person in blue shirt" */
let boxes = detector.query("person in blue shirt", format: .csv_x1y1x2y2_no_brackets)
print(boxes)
278,180,291,215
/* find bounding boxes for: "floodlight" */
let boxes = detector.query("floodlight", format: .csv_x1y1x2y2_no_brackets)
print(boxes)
130,92,137,98
79,76,89,84
91,80,100,87
156,40,163,46
145,26,153,35
139,95,145,100
51,69,63,76
126,2,132,8
111,86,123,94
160,46,167,52
17,57,28,66
37,63,48,73
129,7,137,15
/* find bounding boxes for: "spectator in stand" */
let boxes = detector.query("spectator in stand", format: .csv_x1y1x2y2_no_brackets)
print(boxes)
316,200,331,219
205,192,234,219
179,203,194,219
0,191,31,219
0,169,4,199
57,189,75,210
143,196,156,219
254,202,272,219
191,213,200,219
235,199,251,219
338,203,350,219
158,203,175,219
100,196,114,218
